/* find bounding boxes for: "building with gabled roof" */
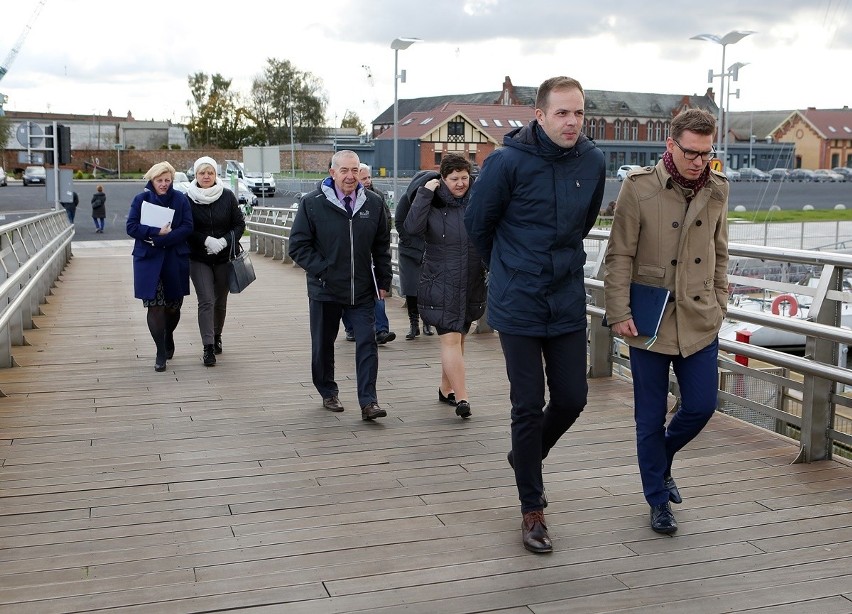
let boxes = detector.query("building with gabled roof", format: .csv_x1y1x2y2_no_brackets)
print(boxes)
770,107,852,169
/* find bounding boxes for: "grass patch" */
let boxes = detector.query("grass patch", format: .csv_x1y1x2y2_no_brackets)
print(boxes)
728,209,852,223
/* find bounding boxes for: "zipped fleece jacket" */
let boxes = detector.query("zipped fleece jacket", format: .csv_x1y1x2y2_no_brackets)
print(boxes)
604,160,729,357
465,121,606,337
289,177,392,306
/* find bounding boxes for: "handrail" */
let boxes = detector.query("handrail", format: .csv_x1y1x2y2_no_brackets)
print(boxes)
0,211,73,370
249,209,852,463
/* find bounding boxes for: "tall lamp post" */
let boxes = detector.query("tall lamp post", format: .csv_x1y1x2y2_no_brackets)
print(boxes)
723,61,748,168
288,83,296,178
391,37,421,204
690,30,755,166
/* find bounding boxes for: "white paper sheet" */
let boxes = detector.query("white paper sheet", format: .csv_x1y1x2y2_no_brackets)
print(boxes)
140,201,175,228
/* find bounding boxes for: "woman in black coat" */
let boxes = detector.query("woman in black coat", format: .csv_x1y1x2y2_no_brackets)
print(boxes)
91,185,106,233
394,171,435,339
403,153,486,418
185,156,246,367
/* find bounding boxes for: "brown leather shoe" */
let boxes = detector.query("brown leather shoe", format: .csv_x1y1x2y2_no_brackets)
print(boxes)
522,510,553,553
361,402,387,420
322,396,344,412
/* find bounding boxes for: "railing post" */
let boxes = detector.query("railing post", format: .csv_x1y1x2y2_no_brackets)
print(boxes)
798,265,841,462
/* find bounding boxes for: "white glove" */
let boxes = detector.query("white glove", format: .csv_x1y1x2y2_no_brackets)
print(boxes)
204,236,225,255
217,237,228,251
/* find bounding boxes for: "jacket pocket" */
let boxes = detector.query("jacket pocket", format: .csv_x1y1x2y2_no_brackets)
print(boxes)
637,265,665,278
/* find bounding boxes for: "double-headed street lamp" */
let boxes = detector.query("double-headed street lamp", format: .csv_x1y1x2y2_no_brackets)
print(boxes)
691,30,755,166
391,37,421,205
724,61,749,166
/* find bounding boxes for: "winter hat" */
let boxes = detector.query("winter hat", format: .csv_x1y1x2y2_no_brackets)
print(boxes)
193,156,218,176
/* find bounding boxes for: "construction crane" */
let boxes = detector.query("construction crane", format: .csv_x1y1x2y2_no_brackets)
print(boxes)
0,0,48,115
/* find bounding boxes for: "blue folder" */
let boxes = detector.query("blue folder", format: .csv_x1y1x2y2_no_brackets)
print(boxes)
629,282,670,339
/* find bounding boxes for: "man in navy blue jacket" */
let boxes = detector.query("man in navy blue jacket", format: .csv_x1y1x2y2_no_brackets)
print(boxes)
465,76,606,553
289,150,392,421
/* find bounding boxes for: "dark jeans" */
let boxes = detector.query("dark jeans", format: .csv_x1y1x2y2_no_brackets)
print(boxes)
310,299,378,407
342,299,389,334
629,338,719,506
499,330,588,513
93,217,105,231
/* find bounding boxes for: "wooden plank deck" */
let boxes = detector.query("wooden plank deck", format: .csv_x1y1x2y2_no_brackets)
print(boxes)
0,239,850,614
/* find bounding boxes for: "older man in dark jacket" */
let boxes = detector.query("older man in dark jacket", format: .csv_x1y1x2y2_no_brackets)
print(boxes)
465,76,606,554
289,150,392,421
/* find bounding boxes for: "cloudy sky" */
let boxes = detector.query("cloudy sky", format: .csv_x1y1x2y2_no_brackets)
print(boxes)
1,0,848,128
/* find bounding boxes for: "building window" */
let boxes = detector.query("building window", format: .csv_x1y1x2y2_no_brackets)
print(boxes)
614,120,622,140
493,119,503,127
588,118,597,138
434,152,442,165
597,120,606,140
630,120,638,141
448,120,465,143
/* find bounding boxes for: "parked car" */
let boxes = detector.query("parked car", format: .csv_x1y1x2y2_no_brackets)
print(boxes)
831,167,852,181
0,167,7,187
174,174,257,212
243,171,277,196
174,171,189,184
767,168,790,181
813,169,845,182
22,165,46,186
738,167,770,182
787,168,816,182
616,164,641,181
724,168,741,182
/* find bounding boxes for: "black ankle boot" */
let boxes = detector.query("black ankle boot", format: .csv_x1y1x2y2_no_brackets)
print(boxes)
214,334,223,355
422,320,434,336
405,316,420,340
203,344,216,366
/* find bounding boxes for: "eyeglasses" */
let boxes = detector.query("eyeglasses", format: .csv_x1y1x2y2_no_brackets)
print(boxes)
673,139,716,162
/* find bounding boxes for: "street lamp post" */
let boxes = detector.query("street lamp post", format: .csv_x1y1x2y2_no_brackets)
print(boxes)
288,83,295,178
691,30,755,166
391,37,421,205
724,61,748,168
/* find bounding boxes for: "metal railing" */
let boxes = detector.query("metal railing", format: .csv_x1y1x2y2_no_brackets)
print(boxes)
247,209,852,463
0,211,73,370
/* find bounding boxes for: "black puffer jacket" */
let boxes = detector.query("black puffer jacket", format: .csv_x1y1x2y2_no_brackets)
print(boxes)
289,178,392,306
187,189,246,265
404,179,486,332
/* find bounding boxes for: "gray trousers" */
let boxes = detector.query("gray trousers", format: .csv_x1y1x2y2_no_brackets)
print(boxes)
190,260,230,345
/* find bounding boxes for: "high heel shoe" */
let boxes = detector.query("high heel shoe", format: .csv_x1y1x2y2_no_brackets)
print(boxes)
438,388,456,405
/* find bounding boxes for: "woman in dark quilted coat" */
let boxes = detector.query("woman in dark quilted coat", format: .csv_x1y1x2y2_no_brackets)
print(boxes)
403,153,486,419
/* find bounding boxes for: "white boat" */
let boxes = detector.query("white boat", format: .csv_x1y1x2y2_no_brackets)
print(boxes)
720,279,852,350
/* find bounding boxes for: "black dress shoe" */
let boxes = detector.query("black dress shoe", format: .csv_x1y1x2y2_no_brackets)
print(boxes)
345,330,355,342
361,402,387,420
664,474,682,504
455,400,472,418
438,389,457,405
214,334,223,355
322,396,344,412
650,502,678,534
203,344,216,366
376,330,396,344
422,323,434,336
522,510,552,553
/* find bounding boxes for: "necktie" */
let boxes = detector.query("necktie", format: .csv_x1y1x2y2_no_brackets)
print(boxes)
343,195,353,217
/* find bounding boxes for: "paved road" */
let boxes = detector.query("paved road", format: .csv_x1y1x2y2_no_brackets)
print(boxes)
0,178,849,243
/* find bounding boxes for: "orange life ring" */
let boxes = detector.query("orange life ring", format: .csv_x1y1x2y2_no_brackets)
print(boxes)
771,294,799,316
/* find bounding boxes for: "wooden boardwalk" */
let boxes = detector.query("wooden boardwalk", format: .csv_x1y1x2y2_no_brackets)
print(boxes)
0,239,850,614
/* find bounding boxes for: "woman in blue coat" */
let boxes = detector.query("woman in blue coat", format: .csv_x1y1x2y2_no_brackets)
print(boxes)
126,161,193,371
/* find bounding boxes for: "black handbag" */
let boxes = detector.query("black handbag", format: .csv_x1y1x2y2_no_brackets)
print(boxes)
227,231,256,293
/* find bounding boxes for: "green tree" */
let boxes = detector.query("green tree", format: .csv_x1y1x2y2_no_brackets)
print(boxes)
249,58,327,145
0,114,11,158
186,72,261,149
340,110,365,134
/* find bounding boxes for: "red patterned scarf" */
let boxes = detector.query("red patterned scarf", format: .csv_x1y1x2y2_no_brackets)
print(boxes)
662,151,710,202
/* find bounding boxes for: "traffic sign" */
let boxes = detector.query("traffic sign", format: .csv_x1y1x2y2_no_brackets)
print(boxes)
113,143,124,150
16,121,44,148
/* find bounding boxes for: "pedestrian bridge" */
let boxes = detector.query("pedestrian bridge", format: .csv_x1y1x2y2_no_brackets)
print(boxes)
0,212,850,612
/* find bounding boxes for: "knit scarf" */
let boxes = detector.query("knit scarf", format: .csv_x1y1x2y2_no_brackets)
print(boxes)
186,177,225,205
662,151,710,202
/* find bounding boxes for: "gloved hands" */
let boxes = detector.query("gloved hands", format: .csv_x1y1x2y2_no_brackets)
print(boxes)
204,236,227,255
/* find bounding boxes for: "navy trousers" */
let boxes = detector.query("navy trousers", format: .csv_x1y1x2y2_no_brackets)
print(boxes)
342,299,389,334
629,338,719,506
309,299,378,408
499,330,588,513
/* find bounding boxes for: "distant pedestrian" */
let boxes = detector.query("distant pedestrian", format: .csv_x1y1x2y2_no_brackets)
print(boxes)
61,191,79,224
91,185,106,233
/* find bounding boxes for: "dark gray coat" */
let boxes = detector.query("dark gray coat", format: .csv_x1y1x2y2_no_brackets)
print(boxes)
404,181,486,332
